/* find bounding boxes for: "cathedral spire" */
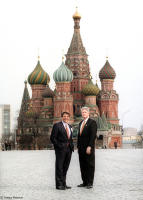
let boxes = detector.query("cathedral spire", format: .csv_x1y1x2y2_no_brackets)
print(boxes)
65,8,90,116
73,7,81,29
67,7,86,55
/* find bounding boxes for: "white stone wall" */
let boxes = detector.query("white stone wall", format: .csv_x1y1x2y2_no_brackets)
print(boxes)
123,127,137,136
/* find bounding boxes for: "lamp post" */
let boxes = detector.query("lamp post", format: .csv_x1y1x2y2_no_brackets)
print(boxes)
15,129,17,150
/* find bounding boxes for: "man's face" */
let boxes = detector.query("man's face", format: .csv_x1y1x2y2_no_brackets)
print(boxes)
81,109,89,119
62,114,70,123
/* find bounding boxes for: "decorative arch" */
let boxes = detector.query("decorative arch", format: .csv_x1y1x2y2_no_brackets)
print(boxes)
111,95,116,99
102,94,109,99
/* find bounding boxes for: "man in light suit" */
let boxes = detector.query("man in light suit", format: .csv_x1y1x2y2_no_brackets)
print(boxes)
77,107,97,189
50,112,74,190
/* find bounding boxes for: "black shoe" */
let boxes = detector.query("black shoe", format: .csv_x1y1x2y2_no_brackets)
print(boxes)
56,186,66,190
86,184,93,189
65,185,71,189
77,183,86,187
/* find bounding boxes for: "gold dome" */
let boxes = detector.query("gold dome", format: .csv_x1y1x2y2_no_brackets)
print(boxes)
73,7,81,19
82,79,99,96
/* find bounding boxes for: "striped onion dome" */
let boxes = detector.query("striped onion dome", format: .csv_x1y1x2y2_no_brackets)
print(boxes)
28,59,50,85
99,59,116,80
53,61,73,82
42,85,54,98
82,79,99,96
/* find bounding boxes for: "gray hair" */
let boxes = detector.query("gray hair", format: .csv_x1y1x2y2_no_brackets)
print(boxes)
81,106,90,112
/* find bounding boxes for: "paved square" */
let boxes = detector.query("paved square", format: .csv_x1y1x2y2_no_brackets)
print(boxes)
0,149,143,200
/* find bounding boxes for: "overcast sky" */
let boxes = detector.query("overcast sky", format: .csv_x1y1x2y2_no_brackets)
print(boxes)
0,0,143,130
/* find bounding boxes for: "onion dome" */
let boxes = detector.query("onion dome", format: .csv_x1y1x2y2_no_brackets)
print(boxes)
53,61,73,82
99,58,116,80
28,58,50,85
82,79,99,96
42,85,54,98
73,7,81,19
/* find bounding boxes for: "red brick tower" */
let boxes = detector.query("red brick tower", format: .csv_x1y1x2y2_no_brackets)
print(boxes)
98,57,119,125
53,59,74,123
41,84,54,122
65,8,90,116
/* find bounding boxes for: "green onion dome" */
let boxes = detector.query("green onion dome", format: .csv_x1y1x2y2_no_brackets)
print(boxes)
82,79,99,96
28,59,50,85
42,85,54,98
53,61,73,82
99,59,116,80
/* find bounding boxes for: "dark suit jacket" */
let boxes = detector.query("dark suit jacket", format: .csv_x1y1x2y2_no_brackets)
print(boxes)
77,118,97,151
50,121,74,152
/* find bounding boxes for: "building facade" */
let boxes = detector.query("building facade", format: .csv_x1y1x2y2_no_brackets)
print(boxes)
0,104,11,140
122,127,141,145
123,128,137,136
17,8,122,150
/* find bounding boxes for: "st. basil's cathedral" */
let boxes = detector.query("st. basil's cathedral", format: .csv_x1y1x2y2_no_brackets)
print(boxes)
17,8,122,150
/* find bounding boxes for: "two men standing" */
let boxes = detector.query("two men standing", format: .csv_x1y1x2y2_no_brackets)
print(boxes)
50,107,97,190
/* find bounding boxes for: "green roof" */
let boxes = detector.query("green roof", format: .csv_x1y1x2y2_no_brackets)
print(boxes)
19,81,30,114
95,115,109,131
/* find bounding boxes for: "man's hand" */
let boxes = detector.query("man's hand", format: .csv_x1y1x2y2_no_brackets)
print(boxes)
86,146,91,155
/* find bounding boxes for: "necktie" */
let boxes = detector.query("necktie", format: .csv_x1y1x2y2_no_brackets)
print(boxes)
80,120,86,135
65,124,70,139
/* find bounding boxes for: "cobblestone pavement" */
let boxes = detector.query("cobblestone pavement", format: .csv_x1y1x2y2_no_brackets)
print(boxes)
0,149,143,200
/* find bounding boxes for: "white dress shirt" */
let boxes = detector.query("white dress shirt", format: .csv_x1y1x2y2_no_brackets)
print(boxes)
62,121,71,137
80,117,89,132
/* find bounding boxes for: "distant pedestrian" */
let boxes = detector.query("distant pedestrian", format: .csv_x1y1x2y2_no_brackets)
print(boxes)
5,142,8,151
2,143,4,151
114,141,117,149
9,143,11,150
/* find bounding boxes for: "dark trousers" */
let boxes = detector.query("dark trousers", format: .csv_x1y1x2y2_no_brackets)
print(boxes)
78,149,95,185
55,146,72,187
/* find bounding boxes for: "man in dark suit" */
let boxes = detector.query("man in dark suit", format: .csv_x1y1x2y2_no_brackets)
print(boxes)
50,112,74,190
77,107,97,189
